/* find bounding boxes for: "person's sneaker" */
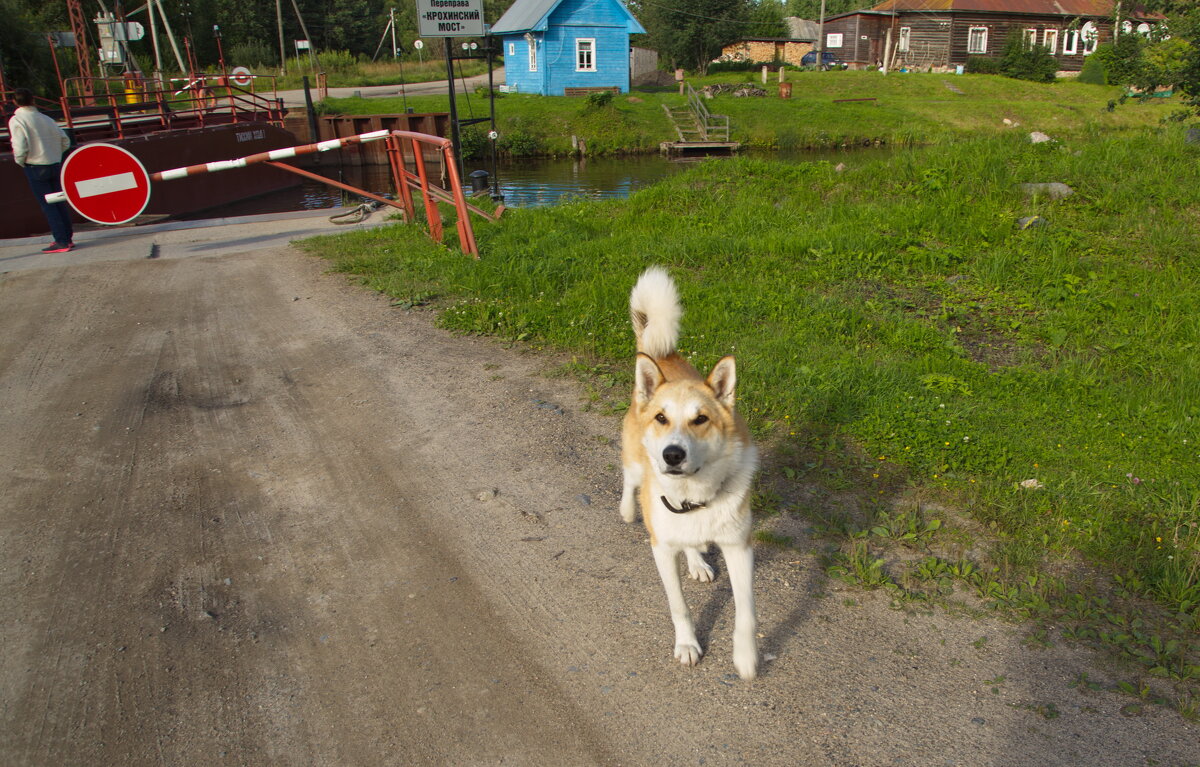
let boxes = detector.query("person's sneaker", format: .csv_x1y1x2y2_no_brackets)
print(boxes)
41,242,74,253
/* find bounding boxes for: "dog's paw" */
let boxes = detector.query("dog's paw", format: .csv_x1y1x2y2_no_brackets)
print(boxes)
674,642,703,667
733,644,758,680
685,552,715,583
619,495,637,523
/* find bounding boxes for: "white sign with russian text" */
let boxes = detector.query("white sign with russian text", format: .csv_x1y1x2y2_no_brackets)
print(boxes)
415,0,484,37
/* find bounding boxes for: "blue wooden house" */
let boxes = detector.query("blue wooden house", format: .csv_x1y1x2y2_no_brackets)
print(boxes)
490,0,646,96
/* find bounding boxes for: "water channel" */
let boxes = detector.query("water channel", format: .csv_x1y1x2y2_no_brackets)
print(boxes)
187,148,892,219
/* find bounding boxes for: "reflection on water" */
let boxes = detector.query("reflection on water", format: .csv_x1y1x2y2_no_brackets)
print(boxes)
191,147,893,218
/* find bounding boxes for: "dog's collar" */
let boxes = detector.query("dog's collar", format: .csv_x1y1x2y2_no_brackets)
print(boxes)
660,495,706,514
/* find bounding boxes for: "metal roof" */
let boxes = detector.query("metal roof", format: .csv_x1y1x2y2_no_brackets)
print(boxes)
491,0,645,34
868,0,1144,14
491,0,558,33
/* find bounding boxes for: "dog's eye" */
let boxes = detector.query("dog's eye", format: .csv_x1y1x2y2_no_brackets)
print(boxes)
654,413,668,425
692,414,709,426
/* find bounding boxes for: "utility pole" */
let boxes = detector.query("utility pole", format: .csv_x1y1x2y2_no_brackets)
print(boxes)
391,8,398,58
276,0,287,75
817,0,826,54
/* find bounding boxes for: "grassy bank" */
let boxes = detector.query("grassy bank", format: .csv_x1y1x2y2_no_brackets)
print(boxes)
323,69,1183,155
303,127,1200,708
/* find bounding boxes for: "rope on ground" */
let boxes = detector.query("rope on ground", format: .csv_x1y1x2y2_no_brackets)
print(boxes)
329,201,380,225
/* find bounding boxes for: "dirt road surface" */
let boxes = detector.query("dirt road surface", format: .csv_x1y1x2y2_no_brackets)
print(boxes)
2,235,1198,766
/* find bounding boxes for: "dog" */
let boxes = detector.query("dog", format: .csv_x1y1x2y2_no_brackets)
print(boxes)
619,266,760,680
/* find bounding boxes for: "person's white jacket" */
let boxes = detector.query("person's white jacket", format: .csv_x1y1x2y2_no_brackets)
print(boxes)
8,106,70,167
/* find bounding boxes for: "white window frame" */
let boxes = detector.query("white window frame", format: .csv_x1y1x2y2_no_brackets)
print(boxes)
1043,28,1058,53
897,26,911,52
575,38,596,72
528,39,537,72
1025,28,1037,48
826,32,843,48
967,26,988,54
1062,28,1078,54
508,42,515,56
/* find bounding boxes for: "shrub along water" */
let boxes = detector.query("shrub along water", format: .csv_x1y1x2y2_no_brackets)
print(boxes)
304,126,1200,693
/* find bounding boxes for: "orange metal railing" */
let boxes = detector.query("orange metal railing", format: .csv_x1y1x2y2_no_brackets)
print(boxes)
143,129,497,257
56,75,286,140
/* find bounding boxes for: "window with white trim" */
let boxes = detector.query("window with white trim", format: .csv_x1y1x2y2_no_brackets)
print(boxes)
528,39,537,71
1025,28,1037,47
826,32,843,48
1062,28,1078,54
576,38,595,71
898,27,911,52
1043,28,1058,53
508,42,515,56
967,26,988,54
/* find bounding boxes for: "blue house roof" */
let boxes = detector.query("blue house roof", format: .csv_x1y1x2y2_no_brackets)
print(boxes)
490,0,646,34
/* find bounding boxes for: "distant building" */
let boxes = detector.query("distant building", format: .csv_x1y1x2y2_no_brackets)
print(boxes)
716,17,817,67
492,0,647,95
818,0,1160,72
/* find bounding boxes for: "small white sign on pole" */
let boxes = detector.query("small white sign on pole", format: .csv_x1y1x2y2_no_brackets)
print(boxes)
415,0,484,37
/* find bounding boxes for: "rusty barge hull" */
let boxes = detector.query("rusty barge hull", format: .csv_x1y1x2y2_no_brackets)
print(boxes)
2,121,299,240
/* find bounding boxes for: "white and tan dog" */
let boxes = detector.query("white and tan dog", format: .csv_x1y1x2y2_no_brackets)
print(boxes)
619,266,760,680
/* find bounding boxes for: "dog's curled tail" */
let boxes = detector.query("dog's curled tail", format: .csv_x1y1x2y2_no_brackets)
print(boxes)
629,266,681,359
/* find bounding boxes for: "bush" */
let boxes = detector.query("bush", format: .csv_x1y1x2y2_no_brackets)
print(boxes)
998,36,1057,83
708,60,766,73
498,129,543,156
228,41,278,68
583,90,614,109
965,56,1002,75
1092,35,1145,86
316,50,361,74
1078,55,1107,85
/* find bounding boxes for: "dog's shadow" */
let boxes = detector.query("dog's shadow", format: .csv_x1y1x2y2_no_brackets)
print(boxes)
690,544,820,678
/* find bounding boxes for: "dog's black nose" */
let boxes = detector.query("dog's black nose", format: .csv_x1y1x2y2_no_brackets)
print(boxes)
662,445,686,467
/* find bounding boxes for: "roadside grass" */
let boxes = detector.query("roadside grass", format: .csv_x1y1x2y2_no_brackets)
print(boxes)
301,126,1200,710
322,69,1179,155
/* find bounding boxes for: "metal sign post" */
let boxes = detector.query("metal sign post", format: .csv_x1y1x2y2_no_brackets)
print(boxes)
412,0,495,194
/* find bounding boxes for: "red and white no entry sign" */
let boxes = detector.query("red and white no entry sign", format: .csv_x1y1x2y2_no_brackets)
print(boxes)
60,143,151,225
230,66,253,87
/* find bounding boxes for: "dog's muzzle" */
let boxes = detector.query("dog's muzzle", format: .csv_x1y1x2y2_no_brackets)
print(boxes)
662,445,686,472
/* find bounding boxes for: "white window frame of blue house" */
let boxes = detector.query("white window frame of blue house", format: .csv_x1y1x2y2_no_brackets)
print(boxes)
528,38,537,72
508,42,515,56
967,26,988,54
576,38,596,71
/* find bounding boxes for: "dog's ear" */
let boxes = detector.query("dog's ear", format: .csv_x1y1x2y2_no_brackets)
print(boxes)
634,353,664,406
706,356,737,409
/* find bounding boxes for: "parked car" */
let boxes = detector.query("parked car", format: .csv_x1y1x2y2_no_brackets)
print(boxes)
801,50,844,70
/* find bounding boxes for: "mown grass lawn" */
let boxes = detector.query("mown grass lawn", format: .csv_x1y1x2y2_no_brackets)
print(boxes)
322,69,1181,154
301,103,1200,714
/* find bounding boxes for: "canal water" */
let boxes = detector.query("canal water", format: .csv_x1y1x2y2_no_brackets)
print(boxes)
187,148,889,218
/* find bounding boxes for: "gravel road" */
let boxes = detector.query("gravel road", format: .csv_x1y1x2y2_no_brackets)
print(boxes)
1,240,1197,766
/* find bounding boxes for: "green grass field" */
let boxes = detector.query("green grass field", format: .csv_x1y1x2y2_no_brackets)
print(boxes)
301,81,1200,712
323,69,1183,154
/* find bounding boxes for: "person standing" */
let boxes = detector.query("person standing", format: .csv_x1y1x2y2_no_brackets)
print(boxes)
8,88,75,253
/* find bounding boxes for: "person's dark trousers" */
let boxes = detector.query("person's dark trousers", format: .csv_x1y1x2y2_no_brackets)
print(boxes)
23,163,74,245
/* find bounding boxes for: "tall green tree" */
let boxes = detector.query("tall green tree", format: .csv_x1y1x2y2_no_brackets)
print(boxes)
1133,1,1200,118
748,0,788,38
785,0,858,21
639,0,751,73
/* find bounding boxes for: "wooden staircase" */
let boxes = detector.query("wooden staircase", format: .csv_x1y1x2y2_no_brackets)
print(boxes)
660,83,738,156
